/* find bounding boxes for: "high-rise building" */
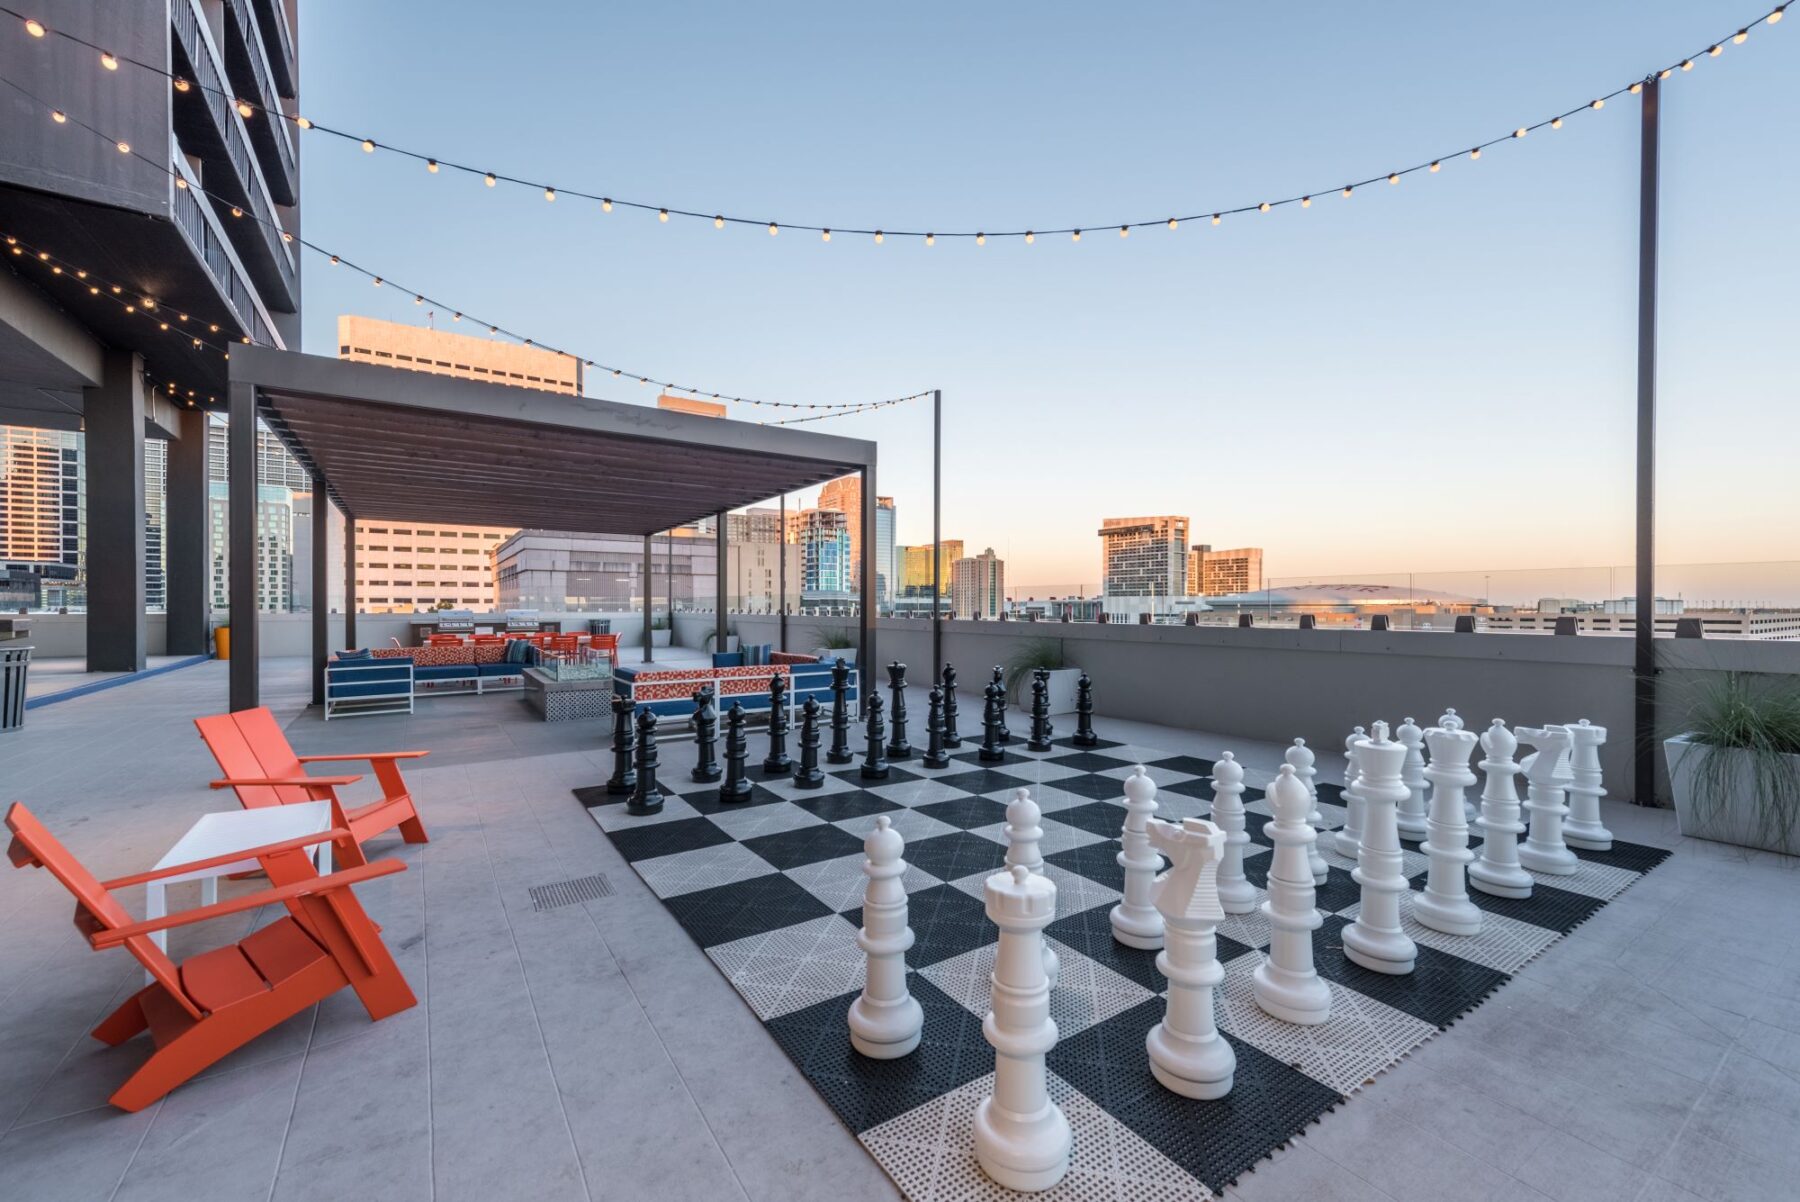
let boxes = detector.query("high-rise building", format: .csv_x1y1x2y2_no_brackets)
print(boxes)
337,315,582,396
726,541,800,613
0,426,84,608
874,496,896,604
207,418,307,612
816,476,863,587
1187,545,1265,596
951,548,1005,619
794,508,852,600
1099,516,1189,597
144,439,167,612
899,541,963,596
494,527,713,611
727,507,784,545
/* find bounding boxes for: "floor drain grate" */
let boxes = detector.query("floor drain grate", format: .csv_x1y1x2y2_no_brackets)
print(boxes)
530,874,614,911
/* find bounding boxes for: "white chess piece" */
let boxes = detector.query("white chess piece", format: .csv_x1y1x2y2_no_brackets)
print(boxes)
1470,720,1534,899
1145,817,1235,1099
1252,766,1332,1025
1414,726,1483,936
1286,739,1330,885
1438,707,1464,732
1516,726,1579,875
847,815,924,1058
1209,752,1259,915
974,864,1071,1193
1111,766,1165,949
1005,788,1059,988
1342,722,1418,975
1562,721,1613,850
1395,718,1431,841
1334,725,1368,859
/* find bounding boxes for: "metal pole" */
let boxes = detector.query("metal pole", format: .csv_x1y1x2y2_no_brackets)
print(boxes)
311,474,328,706
642,533,653,663
715,509,728,654
1633,76,1660,808
342,503,357,650
932,389,942,681
778,493,788,650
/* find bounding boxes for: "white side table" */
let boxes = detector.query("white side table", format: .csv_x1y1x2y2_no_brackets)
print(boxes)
143,802,333,980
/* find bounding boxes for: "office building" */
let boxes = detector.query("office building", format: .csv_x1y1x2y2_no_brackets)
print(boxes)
726,541,801,613
727,507,784,546
793,508,852,602
874,496,896,604
0,425,83,607
495,527,714,611
656,393,727,418
206,419,307,613
951,547,1005,620
337,314,582,396
1187,544,1264,596
1099,515,1188,597
899,540,963,596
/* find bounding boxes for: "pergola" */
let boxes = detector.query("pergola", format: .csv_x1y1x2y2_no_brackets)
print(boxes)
225,346,879,712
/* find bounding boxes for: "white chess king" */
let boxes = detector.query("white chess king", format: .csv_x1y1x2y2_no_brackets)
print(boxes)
846,815,924,1059
1413,724,1483,937
1145,817,1235,1099
1342,722,1418,975
1470,719,1534,900
1252,765,1332,1025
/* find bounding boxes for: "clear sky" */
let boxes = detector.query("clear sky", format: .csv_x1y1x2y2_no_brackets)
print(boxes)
295,0,1799,594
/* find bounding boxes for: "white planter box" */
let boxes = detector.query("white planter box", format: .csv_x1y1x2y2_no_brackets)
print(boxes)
1665,733,1800,855
652,629,672,648
1013,667,1081,716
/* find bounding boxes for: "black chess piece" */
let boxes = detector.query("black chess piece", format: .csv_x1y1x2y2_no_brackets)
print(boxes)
885,661,912,760
1027,668,1055,752
940,664,962,748
691,686,721,783
793,697,825,789
606,694,637,795
861,692,890,780
923,686,951,769
629,706,664,814
991,665,1013,743
1072,671,1099,748
720,702,753,802
979,681,1006,763
826,657,854,764
762,673,792,775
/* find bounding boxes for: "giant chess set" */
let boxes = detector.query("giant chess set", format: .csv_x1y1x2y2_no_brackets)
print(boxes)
579,664,1669,1198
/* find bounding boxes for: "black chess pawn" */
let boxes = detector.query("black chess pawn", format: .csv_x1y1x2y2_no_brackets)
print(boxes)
720,702,753,802
691,687,721,783
1027,668,1055,752
629,706,664,814
940,664,962,748
979,681,1006,763
826,657,854,765
793,697,825,789
762,673,792,775
606,693,637,795
885,661,913,760
923,686,951,769
1072,672,1099,748
990,665,1013,743
861,692,890,780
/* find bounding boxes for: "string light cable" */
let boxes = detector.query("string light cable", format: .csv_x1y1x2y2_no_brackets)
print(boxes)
3,2,1788,246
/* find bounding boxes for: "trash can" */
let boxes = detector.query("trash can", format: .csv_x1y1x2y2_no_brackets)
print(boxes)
1,644,29,732
214,625,231,661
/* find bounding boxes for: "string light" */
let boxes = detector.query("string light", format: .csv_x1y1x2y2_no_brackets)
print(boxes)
484,171,496,186
236,99,254,117
820,228,829,242
1211,214,1220,225
22,15,42,35
543,186,555,201
1469,147,1481,160
1342,185,1353,197
49,108,63,122
99,50,116,70
1118,224,1129,236
1552,117,1563,129
1770,5,1784,23
114,139,128,153
1429,160,1440,172
426,158,438,172
978,232,987,245
1735,28,1751,41
294,114,310,128
873,230,883,244
924,233,934,246
601,197,611,211
1300,196,1311,208
360,138,375,152
173,77,190,93
1166,218,1177,230
1258,202,1270,213
1071,229,1082,241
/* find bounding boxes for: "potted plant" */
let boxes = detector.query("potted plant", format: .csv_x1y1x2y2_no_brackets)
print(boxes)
1664,672,1800,854
1004,638,1081,715
703,626,740,655
811,628,857,664
651,613,672,648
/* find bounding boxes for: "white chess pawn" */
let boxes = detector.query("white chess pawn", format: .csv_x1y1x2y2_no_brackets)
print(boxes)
1286,739,1330,886
847,815,924,1059
1342,722,1417,975
1005,788,1059,988
1395,718,1430,841
974,864,1071,1193
1562,721,1613,851
1516,726,1579,875
1209,752,1259,915
1111,766,1165,949
1252,766,1332,1025
1414,726,1482,936
1470,720,1534,899
1146,817,1235,1099
1334,725,1369,859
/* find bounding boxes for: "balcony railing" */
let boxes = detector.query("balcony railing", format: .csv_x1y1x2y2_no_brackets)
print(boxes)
221,0,296,204
250,0,297,99
170,146,281,351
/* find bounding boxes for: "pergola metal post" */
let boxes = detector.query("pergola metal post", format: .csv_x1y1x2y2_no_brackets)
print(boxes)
1633,75,1660,807
642,534,654,663
859,466,877,676
311,473,328,705
931,388,942,681
778,493,788,650
227,380,258,712
715,509,729,653
666,527,675,636
342,505,357,650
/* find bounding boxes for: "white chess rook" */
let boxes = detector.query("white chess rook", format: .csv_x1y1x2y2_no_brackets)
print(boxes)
1562,720,1614,850
1414,725,1483,936
1286,739,1330,886
1470,720,1534,899
1516,726,1579,875
1395,718,1431,841
974,865,1071,1193
1110,767,1166,948
1252,766,1332,1025
1334,726,1368,859
1210,753,1259,914
847,816,925,1059
1145,817,1235,1099
1342,722,1418,975
1005,788,1059,988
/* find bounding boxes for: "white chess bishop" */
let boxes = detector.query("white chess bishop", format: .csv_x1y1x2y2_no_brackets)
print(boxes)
1209,752,1259,914
1470,719,1534,899
1145,817,1235,1099
1285,739,1330,885
1562,720,1614,851
1334,725,1369,859
1516,726,1579,875
1111,767,1166,949
1342,722,1417,975
1413,724,1483,936
1005,789,1059,988
847,815,924,1059
1252,766,1332,1025
1394,718,1431,841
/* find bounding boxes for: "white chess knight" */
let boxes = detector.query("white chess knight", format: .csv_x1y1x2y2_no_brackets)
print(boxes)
1145,817,1235,1099
1334,725,1369,859
1005,789,1060,988
1209,753,1259,914
1470,719,1534,899
974,864,1071,1193
1394,718,1431,841
1516,726,1580,875
1414,725,1483,936
1111,767,1165,949
1562,720,1614,851
1252,766,1332,1026
1285,739,1330,885
847,815,924,1059
1342,722,1418,975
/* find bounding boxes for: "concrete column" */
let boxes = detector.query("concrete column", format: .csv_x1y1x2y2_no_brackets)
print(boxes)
83,350,147,672
311,475,328,705
164,405,209,656
228,382,258,711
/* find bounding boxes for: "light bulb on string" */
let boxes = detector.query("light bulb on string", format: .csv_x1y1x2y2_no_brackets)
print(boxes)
1592,97,1605,109
1119,224,1129,236
873,231,884,244
1211,214,1221,225
1342,185,1352,197
50,109,65,123
294,114,310,128
372,277,382,287
1166,218,1177,230
173,77,190,93
1630,81,1643,93
100,51,117,70
1071,229,1082,241
1680,59,1694,70
115,140,129,153
768,222,779,236
1552,117,1563,129
1734,28,1750,42
820,228,829,242
1388,172,1400,183
1658,68,1671,79
24,18,45,36
1709,44,1722,56
1300,196,1311,208
978,232,988,245
1469,147,1481,160
484,172,496,187
1429,160,1441,172
924,233,934,246
1514,127,1528,137
426,159,438,172
543,186,555,201
236,100,254,118
361,139,375,152
711,214,722,228
1769,6,1783,24
1257,202,1270,212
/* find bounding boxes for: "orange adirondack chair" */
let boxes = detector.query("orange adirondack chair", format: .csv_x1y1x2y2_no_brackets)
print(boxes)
195,707,429,867
4,802,416,1112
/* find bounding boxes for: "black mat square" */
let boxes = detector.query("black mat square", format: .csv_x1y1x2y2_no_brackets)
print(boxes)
1045,839,1165,894
604,815,734,863
1042,903,1165,992
826,761,925,786
1312,915,1510,1028
903,831,1009,883
662,872,833,948
1574,839,1672,873
1466,879,1605,933
1053,735,1123,750
1044,751,1128,772
841,883,995,969
573,784,623,808
1241,861,1361,912
1051,772,1132,802
1159,775,1217,802
790,790,903,823
675,783,790,814
1147,755,1216,777
742,822,869,870
933,767,1031,795
913,795,1011,831
1054,800,1131,839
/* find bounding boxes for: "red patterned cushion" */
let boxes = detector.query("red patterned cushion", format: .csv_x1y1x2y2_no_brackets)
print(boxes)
396,644,475,667
473,643,505,664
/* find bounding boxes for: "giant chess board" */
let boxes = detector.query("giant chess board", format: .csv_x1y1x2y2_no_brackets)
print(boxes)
580,732,1669,1199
